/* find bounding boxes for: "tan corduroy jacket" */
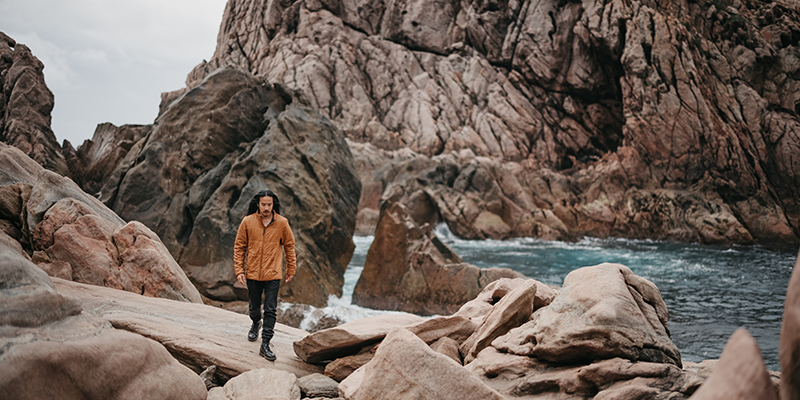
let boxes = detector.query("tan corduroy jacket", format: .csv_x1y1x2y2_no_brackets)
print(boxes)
233,212,297,281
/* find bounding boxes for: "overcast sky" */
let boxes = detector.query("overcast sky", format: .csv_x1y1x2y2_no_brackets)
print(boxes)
0,0,228,147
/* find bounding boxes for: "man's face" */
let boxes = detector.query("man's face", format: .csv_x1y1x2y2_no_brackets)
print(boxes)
258,196,274,216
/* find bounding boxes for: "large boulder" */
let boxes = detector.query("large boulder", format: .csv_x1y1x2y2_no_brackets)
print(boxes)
781,248,800,399
293,313,424,364
691,328,778,400
338,327,505,400
454,277,557,321
466,349,702,399
0,230,80,327
297,262,706,399
493,263,682,367
0,329,208,400
352,200,525,315
206,368,300,400
94,66,360,306
460,279,538,363
0,231,207,400
166,0,800,246
0,143,202,303
0,32,69,177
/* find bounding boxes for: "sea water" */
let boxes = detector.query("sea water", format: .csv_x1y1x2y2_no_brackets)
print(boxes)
325,225,797,371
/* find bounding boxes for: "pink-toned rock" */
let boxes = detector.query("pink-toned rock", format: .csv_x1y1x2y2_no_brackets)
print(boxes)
0,231,80,327
0,329,207,400
430,336,462,365
455,277,556,320
52,278,321,381
782,249,800,400
691,328,778,400
320,314,478,381
324,349,375,382
338,364,366,400
461,279,537,363
353,200,525,315
113,221,203,302
465,346,551,395
467,347,701,398
493,263,681,366
339,327,504,400
0,143,202,303
405,314,480,344
682,360,719,381
31,197,202,303
26,164,124,231
208,368,300,400
293,313,424,363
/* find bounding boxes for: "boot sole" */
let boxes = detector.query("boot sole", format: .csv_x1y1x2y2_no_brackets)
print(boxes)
259,349,277,361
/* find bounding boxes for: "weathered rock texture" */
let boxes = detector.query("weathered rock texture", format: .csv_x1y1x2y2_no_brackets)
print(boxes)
0,143,202,303
781,248,800,400
1,328,209,400
0,230,81,328
52,278,322,382
0,32,69,177
497,263,681,366
164,0,800,246
352,199,526,315
207,368,301,400
0,254,320,399
691,328,778,400
339,327,505,400
298,270,705,399
0,232,208,400
63,122,150,197
294,313,425,363
91,66,360,307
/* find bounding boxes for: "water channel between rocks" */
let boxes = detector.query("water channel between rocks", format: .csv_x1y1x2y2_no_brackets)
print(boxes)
321,224,797,372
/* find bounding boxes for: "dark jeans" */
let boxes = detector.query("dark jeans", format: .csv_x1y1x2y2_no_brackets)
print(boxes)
247,279,280,342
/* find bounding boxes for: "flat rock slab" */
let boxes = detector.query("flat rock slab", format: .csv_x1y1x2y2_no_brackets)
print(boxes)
293,313,424,363
52,278,321,381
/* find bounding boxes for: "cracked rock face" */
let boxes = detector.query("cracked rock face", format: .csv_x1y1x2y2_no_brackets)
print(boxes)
0,32,69,177
165,0,800,245
0,143,203,304
352,200,526,315
97,67,361,306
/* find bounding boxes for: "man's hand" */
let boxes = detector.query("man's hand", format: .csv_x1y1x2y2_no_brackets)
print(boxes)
237,273,246,286
285,274,294,283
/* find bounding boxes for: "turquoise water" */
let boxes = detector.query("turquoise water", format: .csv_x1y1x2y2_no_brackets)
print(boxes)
344,226,798,371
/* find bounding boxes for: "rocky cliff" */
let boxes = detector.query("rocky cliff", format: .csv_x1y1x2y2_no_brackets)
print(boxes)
166,0,800,245
0,32,69,177
92,67,360,306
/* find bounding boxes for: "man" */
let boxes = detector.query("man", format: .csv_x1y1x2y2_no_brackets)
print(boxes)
233,189,296,361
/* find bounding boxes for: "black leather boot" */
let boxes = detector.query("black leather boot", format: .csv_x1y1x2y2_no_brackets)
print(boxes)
259,340,276,361
248,320,261,342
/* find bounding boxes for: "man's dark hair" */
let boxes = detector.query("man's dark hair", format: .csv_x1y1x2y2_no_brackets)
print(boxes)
247,189,281,216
